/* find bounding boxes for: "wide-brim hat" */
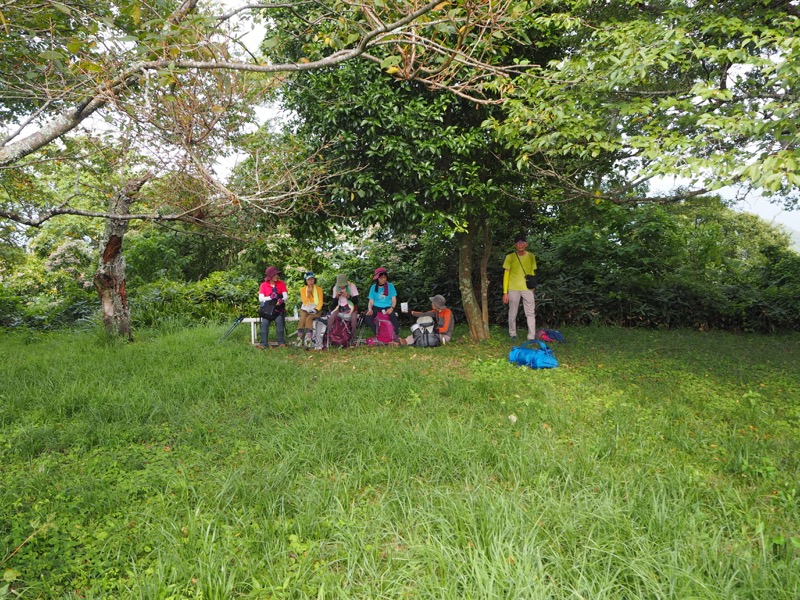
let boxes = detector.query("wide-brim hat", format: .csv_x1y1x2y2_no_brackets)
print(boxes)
430,294,447,309
335,274,348,287
265,266,281,279
373,267,388,281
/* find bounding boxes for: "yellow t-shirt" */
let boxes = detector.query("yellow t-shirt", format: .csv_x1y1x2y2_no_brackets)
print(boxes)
300,285,323,311
502,251,537,292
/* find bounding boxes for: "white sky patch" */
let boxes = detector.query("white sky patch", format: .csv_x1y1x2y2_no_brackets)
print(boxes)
651,176,800,233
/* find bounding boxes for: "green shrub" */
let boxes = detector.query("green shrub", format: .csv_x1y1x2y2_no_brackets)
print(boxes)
130,271,256,328
0,284,23,327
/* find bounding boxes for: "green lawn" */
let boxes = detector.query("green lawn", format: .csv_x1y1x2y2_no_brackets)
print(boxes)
1,324,799,598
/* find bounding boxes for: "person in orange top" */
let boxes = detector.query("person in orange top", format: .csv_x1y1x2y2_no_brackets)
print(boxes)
296,272,323,348
401,295,454,346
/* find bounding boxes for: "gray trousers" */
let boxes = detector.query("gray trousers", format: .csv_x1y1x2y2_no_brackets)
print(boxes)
260,313,285,345
507,289,536,339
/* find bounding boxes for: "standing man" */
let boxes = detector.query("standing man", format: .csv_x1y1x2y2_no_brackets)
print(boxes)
502,234,537,341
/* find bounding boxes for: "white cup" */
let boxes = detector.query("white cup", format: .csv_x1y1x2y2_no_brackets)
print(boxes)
401,302,409,313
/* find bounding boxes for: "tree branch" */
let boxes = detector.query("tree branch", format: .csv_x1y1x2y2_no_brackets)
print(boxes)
0,0,452,167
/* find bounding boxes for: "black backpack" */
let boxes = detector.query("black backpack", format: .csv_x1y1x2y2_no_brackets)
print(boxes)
412,315,439,347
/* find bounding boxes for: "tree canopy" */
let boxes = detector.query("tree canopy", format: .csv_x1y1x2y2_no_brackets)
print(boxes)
487,0,800,204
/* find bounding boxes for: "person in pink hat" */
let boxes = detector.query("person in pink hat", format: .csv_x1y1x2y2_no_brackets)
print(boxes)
258,266,289,347
364,267,399,336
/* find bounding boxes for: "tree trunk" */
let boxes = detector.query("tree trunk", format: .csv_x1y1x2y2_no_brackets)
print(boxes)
480,220,492,335
458,215,491,341
93,174,152,340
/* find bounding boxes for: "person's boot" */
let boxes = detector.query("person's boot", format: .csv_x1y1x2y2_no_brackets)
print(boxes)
295,329,306,347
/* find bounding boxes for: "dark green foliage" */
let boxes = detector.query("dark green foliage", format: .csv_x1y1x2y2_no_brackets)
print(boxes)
4,198,798,334
130,270,256,328
327,228,461,315
0,285,23,327
526,198,800,332
125,224,246,286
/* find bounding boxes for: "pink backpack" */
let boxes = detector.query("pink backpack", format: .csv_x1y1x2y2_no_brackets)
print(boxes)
328,312,355,347
365,311,396,345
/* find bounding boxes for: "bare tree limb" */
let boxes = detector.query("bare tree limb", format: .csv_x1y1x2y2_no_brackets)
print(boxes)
1,0,524,166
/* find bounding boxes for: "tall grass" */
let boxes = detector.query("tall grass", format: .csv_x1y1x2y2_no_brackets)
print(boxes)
1,324,798,598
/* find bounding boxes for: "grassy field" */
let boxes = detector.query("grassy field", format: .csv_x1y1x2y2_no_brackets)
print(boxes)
1,323,799,599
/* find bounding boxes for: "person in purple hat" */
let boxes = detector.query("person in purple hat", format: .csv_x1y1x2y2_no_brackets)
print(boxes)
364,267,399,335
258,266,289,347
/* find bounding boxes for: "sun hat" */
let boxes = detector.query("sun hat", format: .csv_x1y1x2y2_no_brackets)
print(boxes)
335,273,348,287
265,266,281,279
304,272,316,282
514,234,527,243
373,267,388,281
430,295,447,309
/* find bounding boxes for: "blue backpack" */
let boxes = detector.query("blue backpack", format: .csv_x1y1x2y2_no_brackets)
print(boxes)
509,341,558,369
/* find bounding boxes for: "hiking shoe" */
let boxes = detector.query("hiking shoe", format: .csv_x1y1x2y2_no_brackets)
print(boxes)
510,336,517,342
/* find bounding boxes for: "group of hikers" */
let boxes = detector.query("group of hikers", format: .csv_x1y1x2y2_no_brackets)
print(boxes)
257,234,538,349
257,266,454,349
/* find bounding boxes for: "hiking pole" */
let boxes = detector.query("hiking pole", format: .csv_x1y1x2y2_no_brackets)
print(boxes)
218,315,246,343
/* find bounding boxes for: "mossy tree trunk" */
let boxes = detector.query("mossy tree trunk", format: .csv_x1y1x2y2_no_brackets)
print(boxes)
458,214,491,341
93,174,151,340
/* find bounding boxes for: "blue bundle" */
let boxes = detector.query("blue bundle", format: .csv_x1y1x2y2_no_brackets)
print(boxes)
508,340,559,369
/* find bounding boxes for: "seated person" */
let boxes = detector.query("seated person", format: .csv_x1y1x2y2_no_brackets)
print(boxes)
296,272,323,347
258,265,289,347
330,273,359,321
401,295,454,346
364,267,399,335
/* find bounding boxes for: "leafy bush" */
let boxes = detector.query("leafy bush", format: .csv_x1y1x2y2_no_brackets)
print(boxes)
0,284,23,327
528,198,800,332
130,270,256,328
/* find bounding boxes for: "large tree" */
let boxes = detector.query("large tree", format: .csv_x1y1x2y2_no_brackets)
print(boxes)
252,61,540,340
256,2,560,341
488,0,800,205
1,0,524,171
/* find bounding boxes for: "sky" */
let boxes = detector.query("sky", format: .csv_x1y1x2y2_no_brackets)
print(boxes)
733,195,800,233
650,177,800,233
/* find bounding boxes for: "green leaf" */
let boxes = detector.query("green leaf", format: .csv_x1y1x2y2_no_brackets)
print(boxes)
263,36,280,49
51,2,71,15
3,569,20,582
39,50,65,61
380,55,402,69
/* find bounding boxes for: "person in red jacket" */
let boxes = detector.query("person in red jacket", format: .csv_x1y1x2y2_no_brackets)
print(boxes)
258,265,288,348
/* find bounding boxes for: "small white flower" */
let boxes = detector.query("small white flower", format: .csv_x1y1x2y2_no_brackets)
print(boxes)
508,414,518,424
